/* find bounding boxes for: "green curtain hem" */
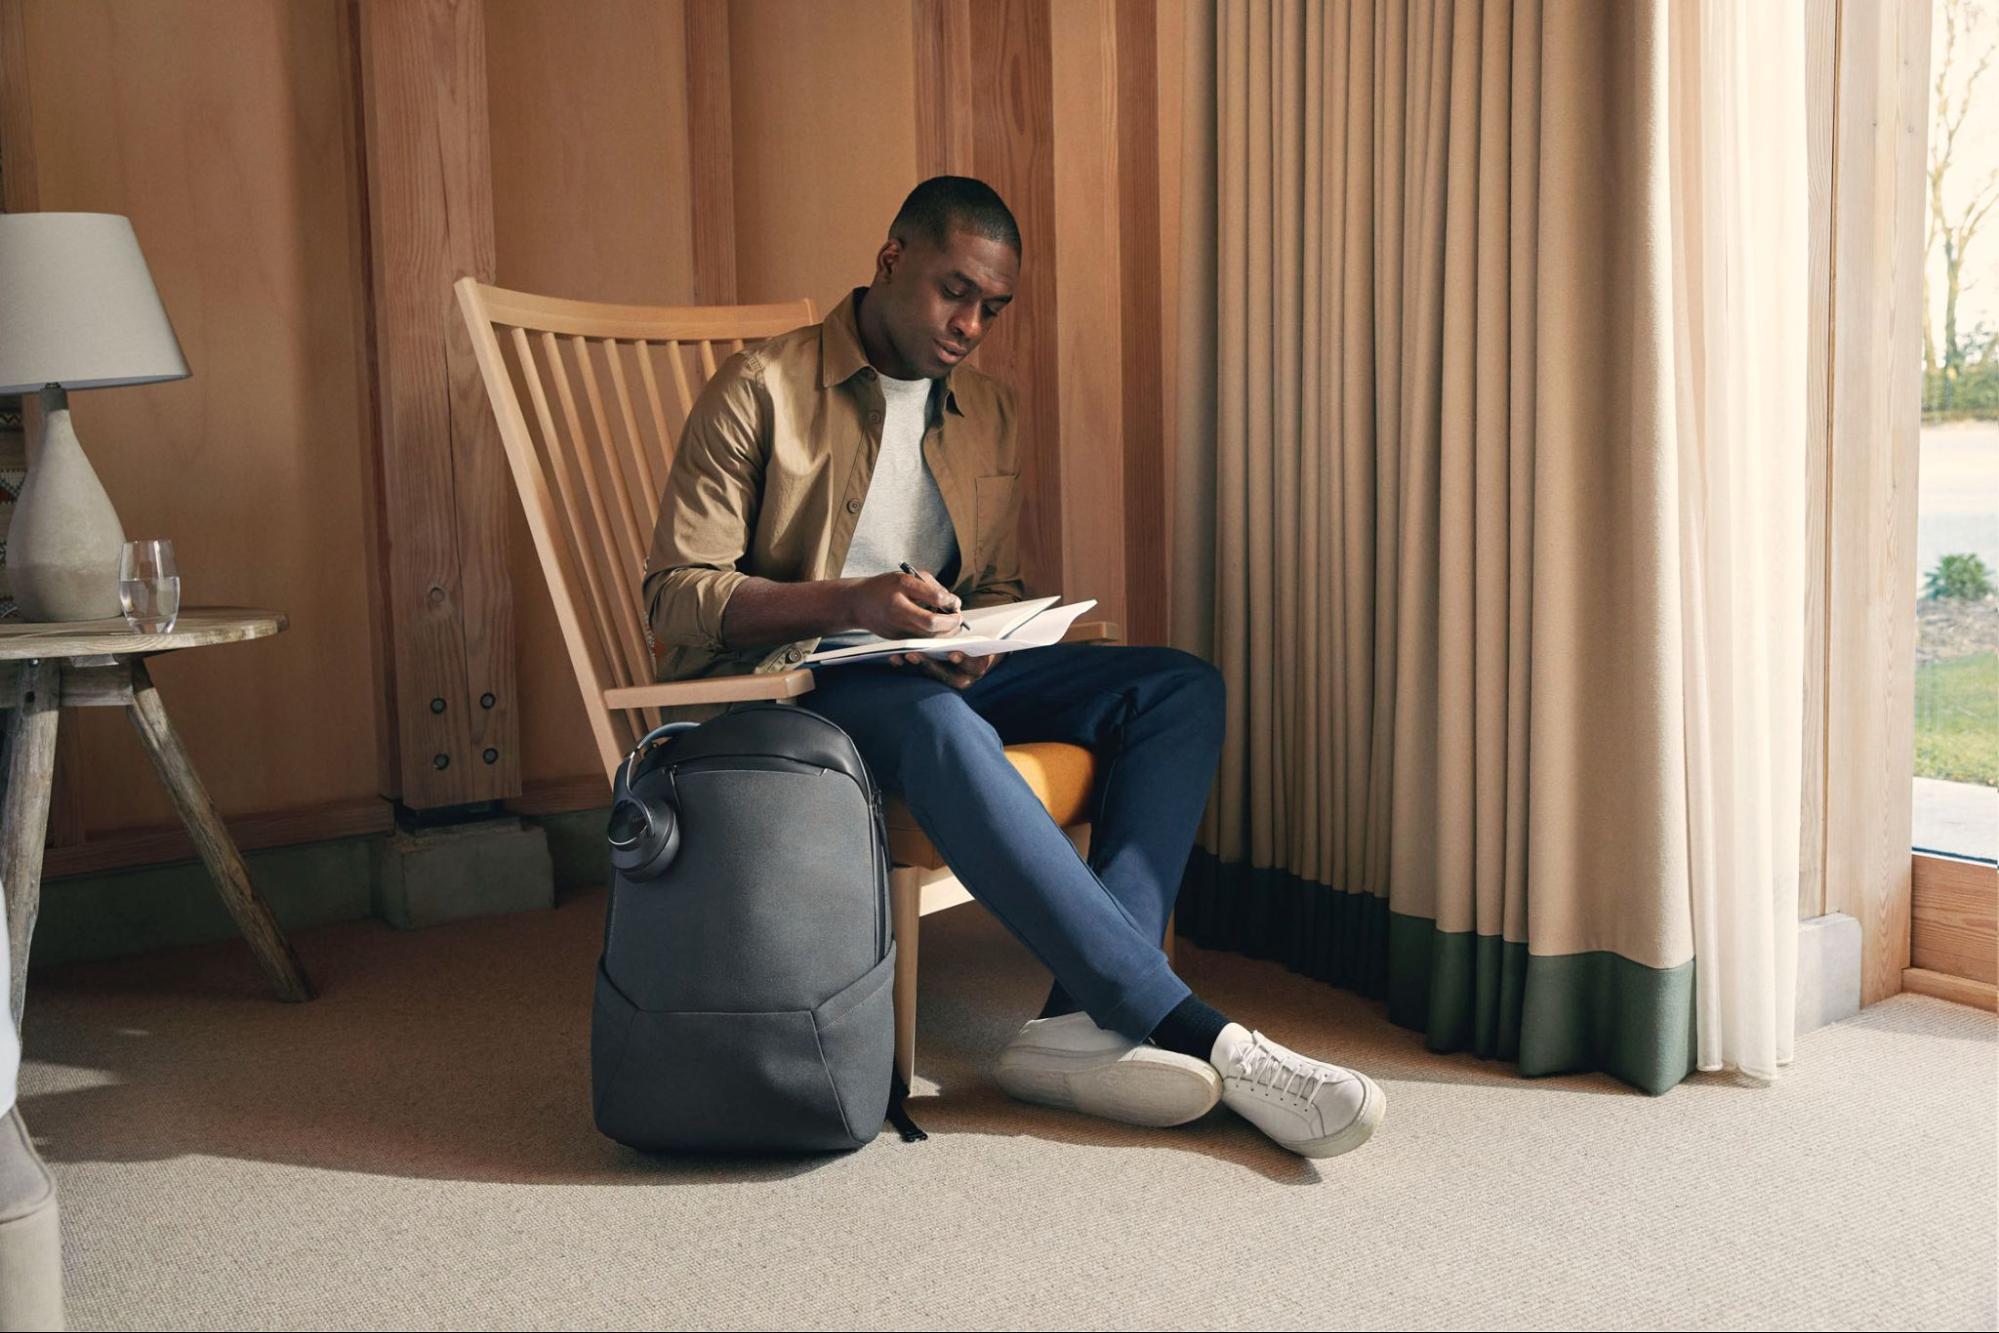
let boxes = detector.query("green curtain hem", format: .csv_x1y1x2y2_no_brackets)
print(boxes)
1177,851,1697,1095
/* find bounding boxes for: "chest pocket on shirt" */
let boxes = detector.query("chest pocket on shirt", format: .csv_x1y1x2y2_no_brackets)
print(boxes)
973,473,1018,567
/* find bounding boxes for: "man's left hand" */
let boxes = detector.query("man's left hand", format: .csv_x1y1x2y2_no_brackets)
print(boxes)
888,649,1000,690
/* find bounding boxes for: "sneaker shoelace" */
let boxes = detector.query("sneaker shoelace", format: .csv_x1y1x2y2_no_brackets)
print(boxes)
1235,1032,1339,1103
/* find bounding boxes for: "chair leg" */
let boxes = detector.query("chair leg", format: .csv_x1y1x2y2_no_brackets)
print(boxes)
889,865,922,1087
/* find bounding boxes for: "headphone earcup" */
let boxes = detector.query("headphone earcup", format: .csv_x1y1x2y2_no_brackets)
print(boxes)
608,793,680,880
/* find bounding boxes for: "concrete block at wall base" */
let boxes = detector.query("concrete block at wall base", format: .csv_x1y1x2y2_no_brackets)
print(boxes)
31,838,380,969
1796,913,1863,1035
537,806,613,895
374,816,554,930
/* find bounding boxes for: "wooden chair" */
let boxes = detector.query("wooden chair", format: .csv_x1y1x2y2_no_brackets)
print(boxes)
454,278,1137,1087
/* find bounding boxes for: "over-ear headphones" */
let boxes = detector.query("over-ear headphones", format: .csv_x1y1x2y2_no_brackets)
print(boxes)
608,722,699,881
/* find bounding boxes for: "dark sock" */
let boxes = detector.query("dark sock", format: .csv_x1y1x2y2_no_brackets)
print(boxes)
1147,994,1231,1062
1037,981,1081,1020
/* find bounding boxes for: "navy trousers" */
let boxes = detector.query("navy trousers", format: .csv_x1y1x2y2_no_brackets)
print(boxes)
800,643,1226,1042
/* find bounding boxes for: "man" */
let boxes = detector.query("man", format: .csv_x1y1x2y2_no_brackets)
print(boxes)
643,177,1383,1159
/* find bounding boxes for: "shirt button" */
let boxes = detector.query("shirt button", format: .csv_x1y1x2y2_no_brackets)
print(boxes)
846,498,862,514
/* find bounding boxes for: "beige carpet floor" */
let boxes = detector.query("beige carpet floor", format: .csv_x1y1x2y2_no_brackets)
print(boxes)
14,888,1997,1331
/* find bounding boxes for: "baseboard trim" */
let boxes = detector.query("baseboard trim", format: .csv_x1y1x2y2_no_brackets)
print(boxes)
43,777,620,879
506,773,610,817
1901,967,1999,1012
45,798,395,880
31,802,613,970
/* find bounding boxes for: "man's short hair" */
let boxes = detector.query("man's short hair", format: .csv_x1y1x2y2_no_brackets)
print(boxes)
889,176,1021,256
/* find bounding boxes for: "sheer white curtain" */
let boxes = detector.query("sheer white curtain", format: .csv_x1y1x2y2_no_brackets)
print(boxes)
1668,0,1807,1080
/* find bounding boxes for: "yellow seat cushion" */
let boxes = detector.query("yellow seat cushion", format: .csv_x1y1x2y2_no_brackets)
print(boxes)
883,741,1096,869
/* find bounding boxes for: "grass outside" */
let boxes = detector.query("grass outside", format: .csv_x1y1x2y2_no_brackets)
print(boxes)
1915,651,1999,787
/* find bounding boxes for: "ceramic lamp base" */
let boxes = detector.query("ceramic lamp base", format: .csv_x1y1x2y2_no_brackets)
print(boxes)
6,384,126,622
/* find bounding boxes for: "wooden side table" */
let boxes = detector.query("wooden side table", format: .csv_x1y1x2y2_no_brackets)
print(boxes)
1,607,314,1030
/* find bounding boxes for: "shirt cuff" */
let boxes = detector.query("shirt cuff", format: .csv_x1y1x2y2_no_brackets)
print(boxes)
648,567,752,654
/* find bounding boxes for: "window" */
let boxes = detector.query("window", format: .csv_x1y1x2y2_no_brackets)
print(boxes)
1914,0,1999,866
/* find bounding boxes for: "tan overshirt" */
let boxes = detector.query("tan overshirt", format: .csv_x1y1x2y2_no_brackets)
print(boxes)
642,288,1025,694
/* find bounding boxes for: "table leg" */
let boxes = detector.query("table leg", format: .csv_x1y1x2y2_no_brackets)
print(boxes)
124,659,314,1003
4,661,61,1034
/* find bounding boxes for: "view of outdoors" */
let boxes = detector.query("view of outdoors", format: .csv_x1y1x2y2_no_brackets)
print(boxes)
1916,0,1999,861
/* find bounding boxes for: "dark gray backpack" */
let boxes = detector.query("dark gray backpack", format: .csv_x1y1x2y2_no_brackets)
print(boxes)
590,703,922,1152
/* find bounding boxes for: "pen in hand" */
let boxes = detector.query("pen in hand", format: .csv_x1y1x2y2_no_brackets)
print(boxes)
899,562,966,632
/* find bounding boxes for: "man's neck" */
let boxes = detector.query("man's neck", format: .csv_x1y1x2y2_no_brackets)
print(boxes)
853,287,923,381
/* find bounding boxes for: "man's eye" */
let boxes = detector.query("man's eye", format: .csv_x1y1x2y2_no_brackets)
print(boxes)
983,304,1002,319
943,286,966,300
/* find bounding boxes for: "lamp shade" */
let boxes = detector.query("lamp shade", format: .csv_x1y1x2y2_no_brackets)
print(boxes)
0,212,189,396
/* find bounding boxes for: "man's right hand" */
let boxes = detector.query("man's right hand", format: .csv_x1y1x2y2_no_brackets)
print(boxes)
847,570,962,639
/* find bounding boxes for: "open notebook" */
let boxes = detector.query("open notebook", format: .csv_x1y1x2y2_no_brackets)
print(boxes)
802,595,1098,668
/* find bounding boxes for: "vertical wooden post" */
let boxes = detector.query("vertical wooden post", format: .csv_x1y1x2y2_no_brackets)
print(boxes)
1115,0,1168,648
964,0,1064,602
353,0,518,809
912,0,974,179
684,0,737,306
0,0,36,219
1823,0,1930,1003
925,0,1158,617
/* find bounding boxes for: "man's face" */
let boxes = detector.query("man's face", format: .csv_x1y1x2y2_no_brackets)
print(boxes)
872,226,1019,379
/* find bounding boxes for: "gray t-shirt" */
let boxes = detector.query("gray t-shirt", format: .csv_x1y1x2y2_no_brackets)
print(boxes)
817,372,956,649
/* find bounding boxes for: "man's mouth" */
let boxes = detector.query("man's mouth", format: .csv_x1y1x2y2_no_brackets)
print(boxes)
936,340,968,365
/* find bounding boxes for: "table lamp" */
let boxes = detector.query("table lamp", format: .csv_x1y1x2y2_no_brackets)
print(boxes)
0,212,188,621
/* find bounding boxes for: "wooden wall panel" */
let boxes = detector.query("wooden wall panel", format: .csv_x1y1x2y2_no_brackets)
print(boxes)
1157,0,1190,630
684,0,738,305
925,0,1175,622
729,0,918,314
345,0,401,808
5,0,1194,861
486,1,695,308
968,0,1063,601
355,0,517,809
1050,0,1126,626
12,0,383,832
485,0,697,790
1114,0,1167,646
0,0,85,853
0,1,35,214
912,0,973,178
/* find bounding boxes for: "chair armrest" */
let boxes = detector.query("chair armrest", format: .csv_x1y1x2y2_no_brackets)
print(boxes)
602,669,815,710
1062,620,1123,645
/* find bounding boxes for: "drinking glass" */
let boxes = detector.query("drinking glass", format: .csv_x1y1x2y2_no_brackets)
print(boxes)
119,539,181,634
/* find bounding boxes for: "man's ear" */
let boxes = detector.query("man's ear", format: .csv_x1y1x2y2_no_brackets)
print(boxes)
876,237,903,283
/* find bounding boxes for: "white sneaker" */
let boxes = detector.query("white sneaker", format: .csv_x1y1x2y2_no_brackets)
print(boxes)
1212,1023,1384,1158
995,1012,1224,1128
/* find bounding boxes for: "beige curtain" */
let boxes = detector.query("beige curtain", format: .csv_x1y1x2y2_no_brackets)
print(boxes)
1173,0,1807,1092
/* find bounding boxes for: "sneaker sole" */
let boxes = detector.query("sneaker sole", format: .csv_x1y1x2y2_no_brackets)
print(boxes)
994,1045,1224,1128
1285,1071,1386,1159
